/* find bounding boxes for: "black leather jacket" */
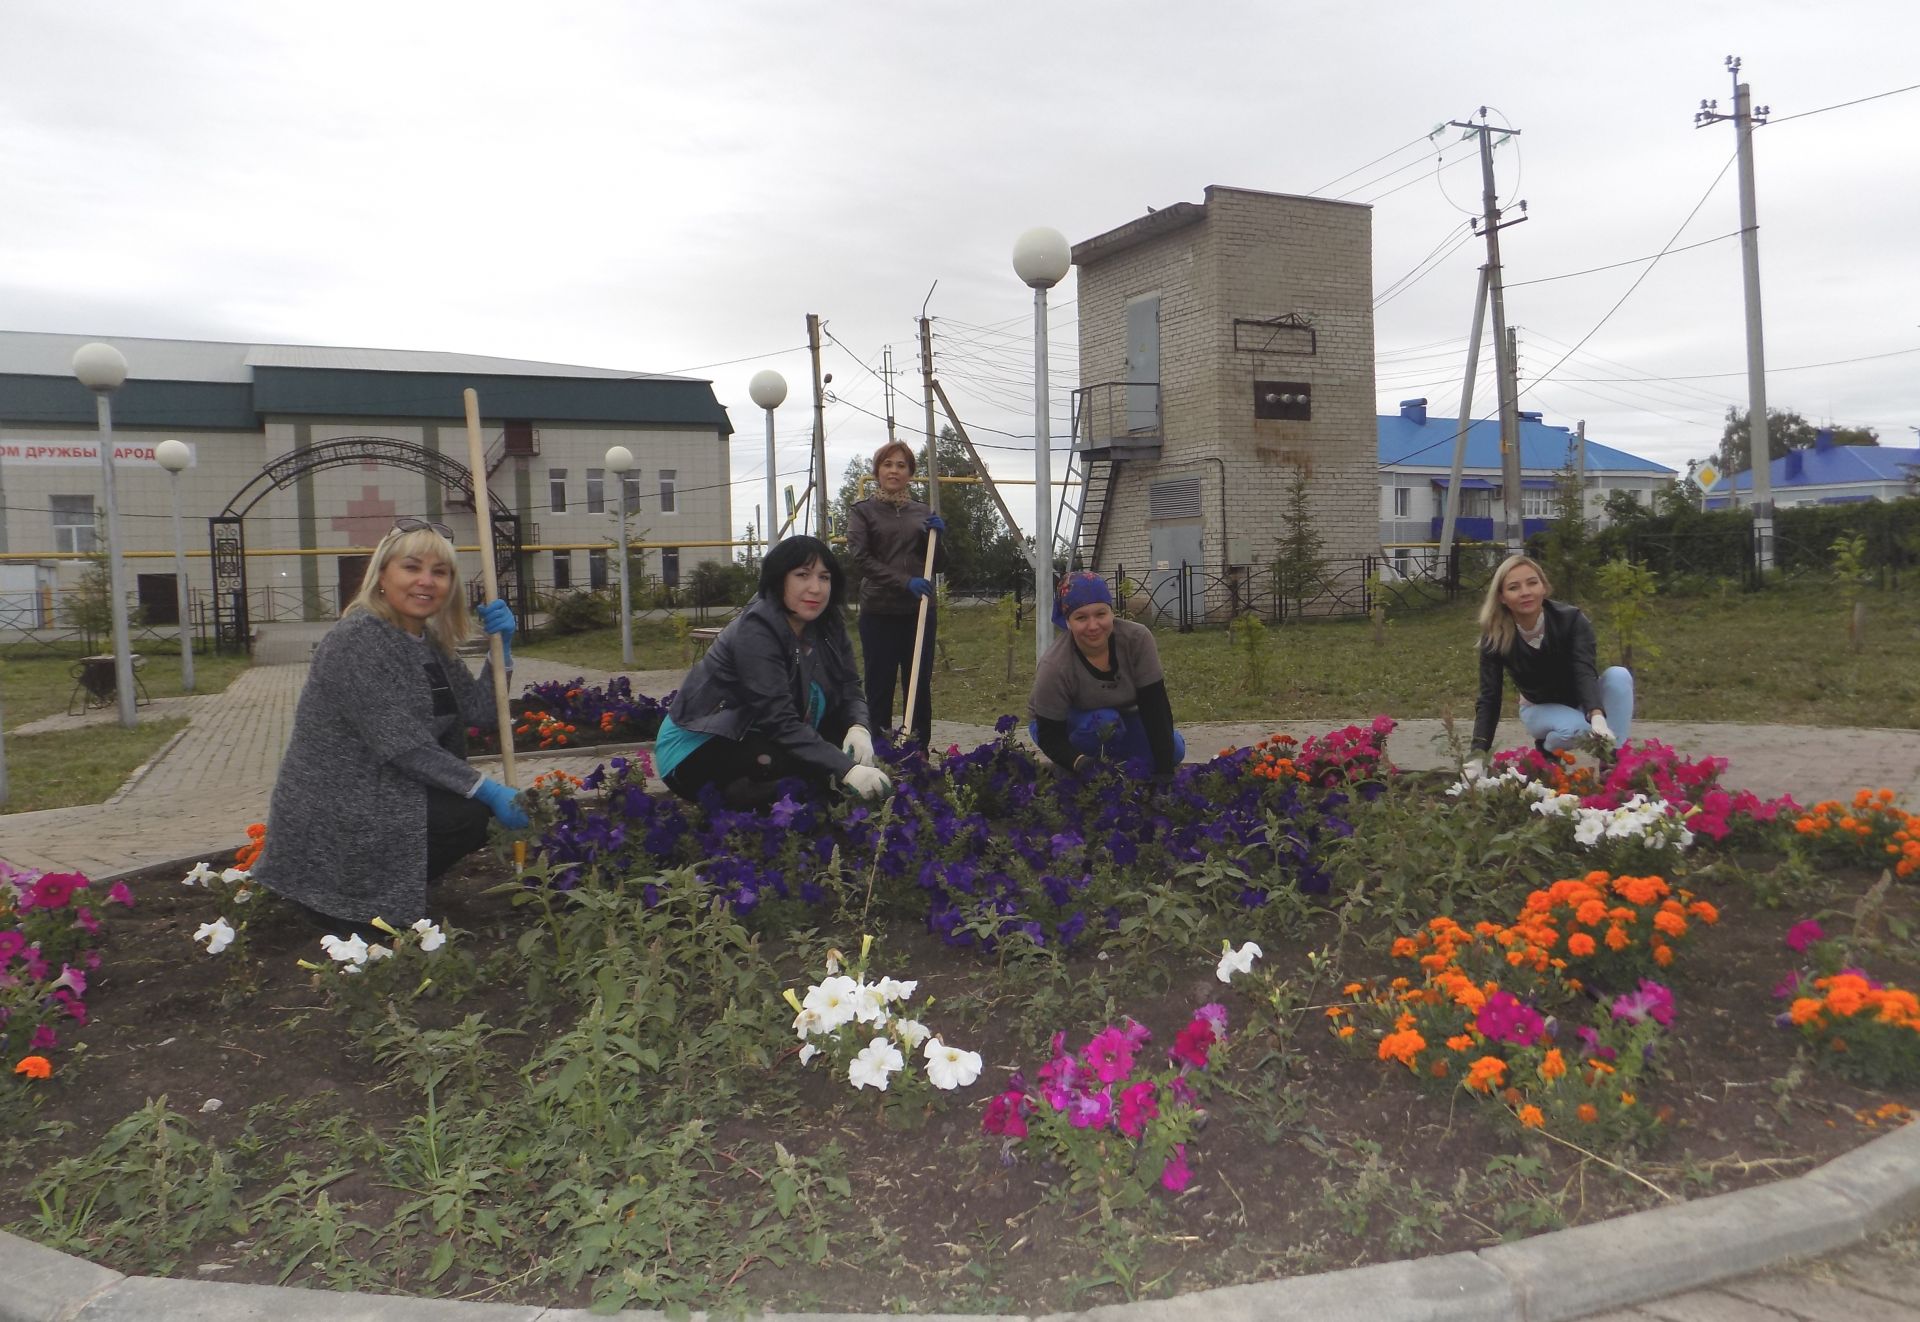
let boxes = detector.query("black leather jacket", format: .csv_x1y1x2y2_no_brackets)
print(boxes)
1472,598,1603,753
665,596,870,779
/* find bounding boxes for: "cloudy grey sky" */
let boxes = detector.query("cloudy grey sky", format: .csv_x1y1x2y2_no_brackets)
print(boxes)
5,0,1917,536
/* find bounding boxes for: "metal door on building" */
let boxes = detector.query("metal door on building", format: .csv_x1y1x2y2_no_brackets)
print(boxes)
1146,522,1206,625
1126,296,1160,434
337,555,371,608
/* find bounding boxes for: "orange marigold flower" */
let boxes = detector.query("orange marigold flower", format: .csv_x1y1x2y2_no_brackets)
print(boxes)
1566,933,1597,958
1465,1056,1507,1094
1687,900,1720,924
1619,1092,1636,1107
1575,899,1609,927
1337,1025,1356,1040
1378,1029,1427,1070
1652,944,1675,967
1577,1103,1599,1124
1389,976,1411,990
1788,998,1825,1026
1539,1048,1567,1081
1605,925,1632,952
1517,1105,1545,1129
1653,909,1687,937
1342,982,1365,996
13,1055,51,1080
1446,1034,1475,1052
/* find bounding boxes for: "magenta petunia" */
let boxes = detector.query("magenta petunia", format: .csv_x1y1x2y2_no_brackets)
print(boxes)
1081,1026,1137,1084
1160,1143,1192,1192
1170,1019,1215,1069
1784,920,1825,953
1116,1080,1159,1138
106,882,135,907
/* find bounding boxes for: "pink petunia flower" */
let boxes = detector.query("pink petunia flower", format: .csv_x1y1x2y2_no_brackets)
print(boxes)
1784,920,1825,953
1160,1143,1192,1192
1116,1081,1159,1138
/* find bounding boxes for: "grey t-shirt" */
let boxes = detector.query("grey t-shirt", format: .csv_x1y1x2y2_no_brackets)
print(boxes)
1028,618,1165,721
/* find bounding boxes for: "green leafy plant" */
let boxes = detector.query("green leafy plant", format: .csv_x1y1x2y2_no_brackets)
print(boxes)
1593,557,1660,670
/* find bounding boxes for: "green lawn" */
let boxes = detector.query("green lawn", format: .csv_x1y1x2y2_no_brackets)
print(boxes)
1,646,253,814
524,584,1920,730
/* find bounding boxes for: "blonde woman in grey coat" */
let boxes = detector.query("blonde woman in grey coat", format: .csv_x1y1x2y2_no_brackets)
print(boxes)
253,520,525,936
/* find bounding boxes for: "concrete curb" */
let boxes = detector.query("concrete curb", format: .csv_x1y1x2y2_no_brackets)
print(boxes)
3,1118,1912,1321
103,725,194,808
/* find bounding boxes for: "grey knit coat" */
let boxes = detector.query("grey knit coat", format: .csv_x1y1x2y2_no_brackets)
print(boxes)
253,609,502,924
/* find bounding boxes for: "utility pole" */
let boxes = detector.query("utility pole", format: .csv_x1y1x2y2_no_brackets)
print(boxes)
1696,56,1774,571
806,314,829,537
881,345,899,447
1437,265,1490,580
1575,419,1588,522
1449,110,1527,554
919,285,941,519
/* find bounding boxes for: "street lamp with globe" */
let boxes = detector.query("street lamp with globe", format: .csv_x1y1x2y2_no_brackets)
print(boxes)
747,370,787,557
71,342,138,728
1011,227,1072,661
604,444,636,668
154,439,196,692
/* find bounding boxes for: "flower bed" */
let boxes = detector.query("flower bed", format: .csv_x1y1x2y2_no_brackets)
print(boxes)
466,676,674,754
4,725,1917,1314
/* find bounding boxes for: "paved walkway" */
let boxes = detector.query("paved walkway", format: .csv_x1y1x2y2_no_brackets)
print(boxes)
2,650,1917,1320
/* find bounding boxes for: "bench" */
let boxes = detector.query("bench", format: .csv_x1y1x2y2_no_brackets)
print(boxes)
689,626,722,656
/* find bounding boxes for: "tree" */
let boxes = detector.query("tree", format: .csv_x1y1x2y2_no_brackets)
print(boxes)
1271,464,1328,616
1712,407,1878,476
1538,441,1593,599
832,428,1025,595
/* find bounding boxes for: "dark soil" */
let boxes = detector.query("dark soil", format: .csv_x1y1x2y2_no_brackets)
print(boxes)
7,845,1919,1313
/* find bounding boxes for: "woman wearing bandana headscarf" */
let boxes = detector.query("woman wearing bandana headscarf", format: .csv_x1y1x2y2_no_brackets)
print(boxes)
1026,571,1186,781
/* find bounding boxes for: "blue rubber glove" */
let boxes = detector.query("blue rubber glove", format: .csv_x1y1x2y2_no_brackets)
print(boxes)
472,777,529,830
907,577,932,599
923,515,947,534
478,599,515,669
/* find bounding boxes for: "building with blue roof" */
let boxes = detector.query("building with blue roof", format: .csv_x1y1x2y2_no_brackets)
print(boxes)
1702,431,1920,509
1377,398,1676,562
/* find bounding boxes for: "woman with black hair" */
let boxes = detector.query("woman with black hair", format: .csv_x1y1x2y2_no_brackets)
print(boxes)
655,536,891,806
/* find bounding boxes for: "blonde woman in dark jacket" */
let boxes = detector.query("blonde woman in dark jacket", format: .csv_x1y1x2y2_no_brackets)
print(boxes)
846,440,946,747
1467,553,1634,778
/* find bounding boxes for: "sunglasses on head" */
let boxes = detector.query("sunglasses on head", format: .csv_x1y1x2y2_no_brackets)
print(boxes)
391,517,455,540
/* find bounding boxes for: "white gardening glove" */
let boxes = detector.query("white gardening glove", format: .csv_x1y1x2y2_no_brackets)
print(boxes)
841,726,877,767
842,764,893,800
1463,756,1486,783
1589,713,1615,743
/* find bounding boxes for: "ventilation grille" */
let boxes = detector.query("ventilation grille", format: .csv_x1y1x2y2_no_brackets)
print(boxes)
1148,477,1203,521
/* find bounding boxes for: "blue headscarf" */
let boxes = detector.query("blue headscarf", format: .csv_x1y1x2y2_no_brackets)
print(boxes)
1052,571,1114,629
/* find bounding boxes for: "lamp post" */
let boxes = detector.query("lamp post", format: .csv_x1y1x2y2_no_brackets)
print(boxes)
748,370,788,554
604,445,636,669
1012,227,1072,663
155,439,195,692
72,342,137,729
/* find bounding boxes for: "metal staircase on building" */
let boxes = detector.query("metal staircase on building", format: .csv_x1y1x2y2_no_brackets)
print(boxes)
1061,451,1115,570
1064,381,1161,570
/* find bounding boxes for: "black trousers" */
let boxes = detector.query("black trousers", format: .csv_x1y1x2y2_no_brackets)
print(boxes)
663,717,853,808
859,608,935,747
298,786,490,939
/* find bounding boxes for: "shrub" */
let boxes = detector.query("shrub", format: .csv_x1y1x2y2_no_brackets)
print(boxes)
544,589,615,635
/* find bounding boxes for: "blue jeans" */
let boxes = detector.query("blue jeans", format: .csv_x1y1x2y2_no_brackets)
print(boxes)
1519,666,1634,751
1030,709,1186,775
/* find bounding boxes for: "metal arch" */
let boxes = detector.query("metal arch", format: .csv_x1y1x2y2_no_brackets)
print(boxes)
218,435,515,524
207,435,525,654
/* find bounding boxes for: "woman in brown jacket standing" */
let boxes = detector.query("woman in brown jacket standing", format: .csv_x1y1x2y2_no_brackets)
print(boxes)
846,440,947,747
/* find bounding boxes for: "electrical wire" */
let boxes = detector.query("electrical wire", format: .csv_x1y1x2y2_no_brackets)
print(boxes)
1767,81,1920,125
1308,129,1439,195
1505,231,1740,288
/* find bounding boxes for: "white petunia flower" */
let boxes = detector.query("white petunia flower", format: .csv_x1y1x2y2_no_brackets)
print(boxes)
873,976,918,1004
193,917,236,955
792,1006,826,1040
1216,939,1263,983
798,1044,819,1066
319,933,370,966
922,1038,984,1091
410,919,446,952
365,944,394,962
182,862,216,887
850,980,892,1025
1572,815,1607,847
221,867,251,885
847,1036,904,1091
892,1018,931,1050
803,975,861,1032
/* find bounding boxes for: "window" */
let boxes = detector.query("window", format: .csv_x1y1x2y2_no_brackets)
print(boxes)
552,550,572,590
1392,486,1411,518
659,469,678,514
52,496,96,553
1460,489,1493,519
1523,487,1556,519
589,549,608,590
661,547,680,588
548,468,568,514
1392,547,1411,579
586,468,605,514
620,473,640,515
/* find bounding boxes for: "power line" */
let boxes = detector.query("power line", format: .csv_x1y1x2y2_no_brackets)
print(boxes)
1768,81,1920,125
1550,344,1920,383
1308,129,1438,194
1505,230,1740,288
